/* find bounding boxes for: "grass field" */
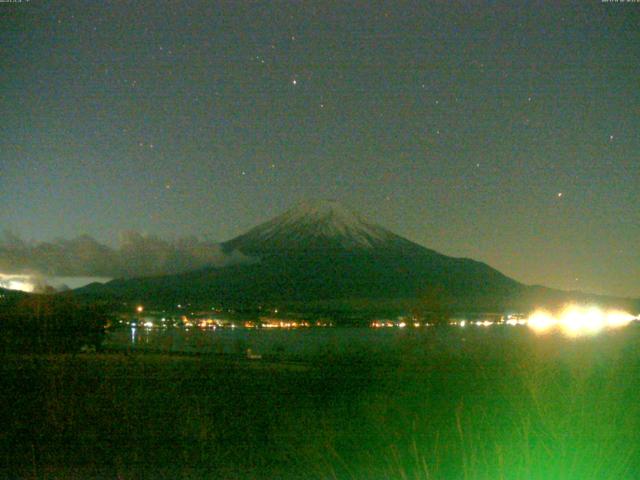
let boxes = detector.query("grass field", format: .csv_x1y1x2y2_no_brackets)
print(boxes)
2,326,640,479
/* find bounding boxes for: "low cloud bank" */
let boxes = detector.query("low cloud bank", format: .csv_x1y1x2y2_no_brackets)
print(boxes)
0,273,113,293
0,231,253,284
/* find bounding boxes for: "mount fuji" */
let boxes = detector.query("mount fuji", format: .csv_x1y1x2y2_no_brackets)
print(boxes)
76,201,637,314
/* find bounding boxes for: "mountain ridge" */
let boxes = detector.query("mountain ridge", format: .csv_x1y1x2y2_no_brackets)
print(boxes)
75,200,639,314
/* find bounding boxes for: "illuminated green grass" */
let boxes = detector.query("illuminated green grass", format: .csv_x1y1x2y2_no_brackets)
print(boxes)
1,327,639,479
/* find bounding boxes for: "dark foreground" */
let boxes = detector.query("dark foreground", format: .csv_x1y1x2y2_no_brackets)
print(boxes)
2,327,640,479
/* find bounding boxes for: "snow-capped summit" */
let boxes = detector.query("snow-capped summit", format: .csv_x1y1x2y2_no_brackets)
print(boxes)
276,200,364,228
224,200,399,253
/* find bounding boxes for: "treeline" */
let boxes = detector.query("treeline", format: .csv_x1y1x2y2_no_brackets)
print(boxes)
0,294,110,353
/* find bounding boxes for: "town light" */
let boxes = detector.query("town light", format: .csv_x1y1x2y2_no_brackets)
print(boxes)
526,305,636,337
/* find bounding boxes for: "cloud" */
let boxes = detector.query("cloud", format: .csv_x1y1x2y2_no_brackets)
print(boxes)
0,230,253,282
0,273,39,292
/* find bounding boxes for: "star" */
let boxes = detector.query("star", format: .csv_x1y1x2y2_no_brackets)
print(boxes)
292,79,297,85
557,192,563,198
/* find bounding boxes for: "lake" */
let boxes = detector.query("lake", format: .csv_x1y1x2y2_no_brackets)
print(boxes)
6,322,640,479
104,321,640,360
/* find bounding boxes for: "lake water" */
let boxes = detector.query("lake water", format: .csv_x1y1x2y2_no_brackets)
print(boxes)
106,325,442,357
104,323,640,360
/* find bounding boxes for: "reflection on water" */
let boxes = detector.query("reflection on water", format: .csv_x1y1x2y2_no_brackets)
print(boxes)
108,325,448,357
105,318,639,359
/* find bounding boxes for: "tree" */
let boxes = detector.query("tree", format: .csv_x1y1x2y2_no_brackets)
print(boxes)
0,294,110,353
412,285,455,325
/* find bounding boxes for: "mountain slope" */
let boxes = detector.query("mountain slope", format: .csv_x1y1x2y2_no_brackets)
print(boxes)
0,287,30,307
76,201,637,313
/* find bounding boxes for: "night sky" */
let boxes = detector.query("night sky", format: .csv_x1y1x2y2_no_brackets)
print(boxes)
1,1,638,298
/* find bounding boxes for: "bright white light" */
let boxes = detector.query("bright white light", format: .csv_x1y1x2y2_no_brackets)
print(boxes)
7,280,35,292
459,320,466,327
559,306,592,336
0,274,35,292
606,310,635,329
527,305,636,337
474,320,492,327
582,306,605,334
528,310,556,334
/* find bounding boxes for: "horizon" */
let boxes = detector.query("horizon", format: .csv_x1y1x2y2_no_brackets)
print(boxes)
1,198,638,300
